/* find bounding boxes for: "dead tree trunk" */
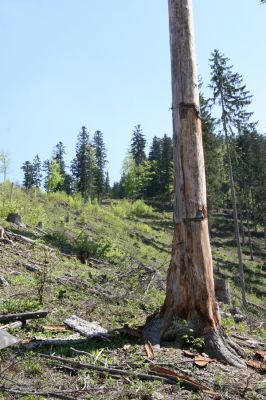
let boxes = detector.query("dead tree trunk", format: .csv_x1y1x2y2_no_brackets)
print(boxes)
143,0,245,368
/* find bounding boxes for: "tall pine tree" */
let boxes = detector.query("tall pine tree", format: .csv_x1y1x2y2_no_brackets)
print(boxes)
71,126,96,200
209,49,253,307
21,161,34,189
93,131,107,202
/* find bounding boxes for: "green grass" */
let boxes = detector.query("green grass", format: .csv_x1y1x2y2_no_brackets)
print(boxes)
0,184,265,399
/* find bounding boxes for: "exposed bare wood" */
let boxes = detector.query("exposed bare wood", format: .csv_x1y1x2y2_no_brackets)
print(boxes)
142,0,245,368
64,315,108,339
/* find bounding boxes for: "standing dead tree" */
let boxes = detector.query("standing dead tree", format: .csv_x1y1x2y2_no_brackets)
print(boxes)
142,0,245,368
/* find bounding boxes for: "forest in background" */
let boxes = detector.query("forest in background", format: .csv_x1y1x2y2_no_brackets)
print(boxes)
2,50,262,239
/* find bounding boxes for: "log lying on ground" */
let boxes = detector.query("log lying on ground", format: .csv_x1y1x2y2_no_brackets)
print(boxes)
64,315,108,339
0,311,48,328
5,231,37,245
24,334,89,350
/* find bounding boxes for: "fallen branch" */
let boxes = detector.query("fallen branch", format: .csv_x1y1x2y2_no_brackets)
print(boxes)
5,230,36,245
0,321,22,330
39,354,177,384
0,226,14,246
0,386,79,400
23,334,87,350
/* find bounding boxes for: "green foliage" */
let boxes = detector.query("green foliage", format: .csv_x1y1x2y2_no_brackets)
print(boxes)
76,232,112,258
0,299,40,314
71,126,97,199
44,159,64,193
24,359,43,376
0,151,9,181
32,244,51,304
112,199,154,219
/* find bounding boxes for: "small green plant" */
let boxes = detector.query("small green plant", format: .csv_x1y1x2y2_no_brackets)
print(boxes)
76,232,112,259
24,359,43,376
33,243,51,305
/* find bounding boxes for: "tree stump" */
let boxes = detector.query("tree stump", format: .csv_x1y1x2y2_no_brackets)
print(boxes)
215,279,231,305
6,213,25,227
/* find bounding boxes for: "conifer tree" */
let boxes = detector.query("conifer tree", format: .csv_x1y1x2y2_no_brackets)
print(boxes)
130,125,146,196
32,154,42,188
130,125,146,166
104,171,111,198
145,137,161,197
21,161,34,189
52,142,72,193
200,93,225,211
160,134,173,199
93,131,107,202
209,49,253,307
71,126,96,199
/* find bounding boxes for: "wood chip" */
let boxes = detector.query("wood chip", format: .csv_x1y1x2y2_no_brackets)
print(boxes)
246,359,266,372
182,350,197,358
194,355,212,368
145,341,155,360
255,350,266,361
150,365,218,395
42,325,70,333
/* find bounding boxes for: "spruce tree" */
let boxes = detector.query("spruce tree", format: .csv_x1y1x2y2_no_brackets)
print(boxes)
146,136,162,197
21,161,34,189
71,126,96,200
32,154,42,188
130,125,146,196
209,49,253,307
130,125,146,166
104,171,111,198
93,131,107,202
160,135,173,199
200,93,225,211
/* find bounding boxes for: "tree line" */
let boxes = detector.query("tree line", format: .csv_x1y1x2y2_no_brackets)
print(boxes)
19,50,265,235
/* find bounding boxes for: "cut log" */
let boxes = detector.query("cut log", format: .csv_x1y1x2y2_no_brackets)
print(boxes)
64,315,108,339
214,279,231,305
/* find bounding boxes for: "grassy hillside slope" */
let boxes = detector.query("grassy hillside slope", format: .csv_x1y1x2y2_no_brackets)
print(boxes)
0,184,265,399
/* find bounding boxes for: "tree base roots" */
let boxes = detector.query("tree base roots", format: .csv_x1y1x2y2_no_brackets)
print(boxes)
142,314,246,368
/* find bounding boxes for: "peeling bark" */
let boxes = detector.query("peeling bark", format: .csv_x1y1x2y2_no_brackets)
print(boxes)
143,0,246,368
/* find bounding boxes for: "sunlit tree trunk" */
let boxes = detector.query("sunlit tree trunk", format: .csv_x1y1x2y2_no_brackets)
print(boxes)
143,0,245,368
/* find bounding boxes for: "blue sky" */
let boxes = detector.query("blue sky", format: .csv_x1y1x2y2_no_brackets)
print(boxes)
0,0,265,184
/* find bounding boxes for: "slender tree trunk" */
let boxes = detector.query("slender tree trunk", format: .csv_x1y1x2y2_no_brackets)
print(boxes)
142,0,245,368
238,193,245,245
264,220,266,250
223,135,247,307
244,187,254,261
